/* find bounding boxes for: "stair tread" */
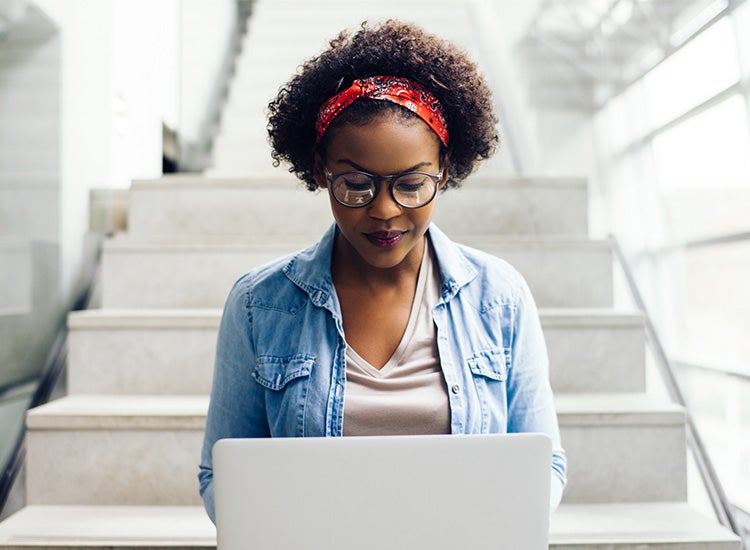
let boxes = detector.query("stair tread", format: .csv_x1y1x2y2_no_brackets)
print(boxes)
26,395,208,430
550,502,741,545
555,393,685,425
27,393,684,430
68,309,222,329
0,503,740,547
0,506,215,547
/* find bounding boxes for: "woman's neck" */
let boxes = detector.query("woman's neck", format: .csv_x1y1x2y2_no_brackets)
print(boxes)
331,234,425,293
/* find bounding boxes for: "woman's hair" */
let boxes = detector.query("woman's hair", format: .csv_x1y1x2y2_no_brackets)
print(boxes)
267,19,499,191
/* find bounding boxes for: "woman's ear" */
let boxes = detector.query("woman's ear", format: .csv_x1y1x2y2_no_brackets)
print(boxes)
438,155,450,189
313,153,328,189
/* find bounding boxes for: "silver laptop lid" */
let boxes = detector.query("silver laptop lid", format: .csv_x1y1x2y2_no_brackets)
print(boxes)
214,433,551,550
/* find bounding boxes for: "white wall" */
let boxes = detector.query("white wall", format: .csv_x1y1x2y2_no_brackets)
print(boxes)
31,0,114,297
110,0,180,187
178,0,237,146
29,0,236,298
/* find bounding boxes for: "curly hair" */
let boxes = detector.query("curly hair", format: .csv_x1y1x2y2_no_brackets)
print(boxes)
267,20,499,191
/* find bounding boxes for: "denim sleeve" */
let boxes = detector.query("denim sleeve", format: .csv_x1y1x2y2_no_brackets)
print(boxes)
506,278,567,512
198,277,270,524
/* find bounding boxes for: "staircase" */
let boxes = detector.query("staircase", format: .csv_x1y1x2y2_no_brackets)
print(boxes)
0,171,742,546
0,0,743,547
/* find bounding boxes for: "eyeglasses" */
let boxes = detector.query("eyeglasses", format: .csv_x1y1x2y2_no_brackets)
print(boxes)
323,167,443,209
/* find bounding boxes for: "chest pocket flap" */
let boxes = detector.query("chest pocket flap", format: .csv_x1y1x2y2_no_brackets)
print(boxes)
253,354,314,391
467,348,509,381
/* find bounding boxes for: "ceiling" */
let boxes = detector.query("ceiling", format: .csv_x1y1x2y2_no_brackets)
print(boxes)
517,0,734,110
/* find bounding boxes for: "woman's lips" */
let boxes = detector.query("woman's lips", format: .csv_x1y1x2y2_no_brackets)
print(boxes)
365,230,404,248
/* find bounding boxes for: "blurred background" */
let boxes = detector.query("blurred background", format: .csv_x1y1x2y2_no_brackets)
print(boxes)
0,0,747,527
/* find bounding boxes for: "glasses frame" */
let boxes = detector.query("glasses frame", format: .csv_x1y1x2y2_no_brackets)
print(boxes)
323,166,444,209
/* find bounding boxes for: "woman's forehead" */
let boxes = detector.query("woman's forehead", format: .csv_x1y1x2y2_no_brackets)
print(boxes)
324,115,442,172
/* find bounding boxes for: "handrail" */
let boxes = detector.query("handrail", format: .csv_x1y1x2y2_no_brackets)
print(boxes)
632,230,750,263
674,359,750,383
610,235,747,546
0,249,101,516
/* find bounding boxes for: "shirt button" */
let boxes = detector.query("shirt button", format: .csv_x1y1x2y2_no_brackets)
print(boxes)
451,384,460,394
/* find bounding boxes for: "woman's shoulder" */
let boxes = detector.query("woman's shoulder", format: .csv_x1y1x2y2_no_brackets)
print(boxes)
223,245,317,312
438,237,533,307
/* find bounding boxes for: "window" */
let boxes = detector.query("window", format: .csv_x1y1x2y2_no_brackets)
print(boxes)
652,94,750,193
644,17,740,129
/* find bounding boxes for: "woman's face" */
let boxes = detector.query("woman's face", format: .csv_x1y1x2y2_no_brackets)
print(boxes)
314,115,446,273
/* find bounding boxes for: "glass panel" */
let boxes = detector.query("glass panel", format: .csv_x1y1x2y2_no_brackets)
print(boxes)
652,94,750,193
673,241,750,368
736,1,750,79
644,17,740,129
678,366,750,512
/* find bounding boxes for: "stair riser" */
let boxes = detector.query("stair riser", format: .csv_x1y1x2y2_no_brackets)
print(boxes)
26,430,203,506
128,186,332,238
560,424,687,504
67,315,644,395
544,322,645,394
68,327,215,395
100,243,612,308
127,183,588,238
25,416,684,506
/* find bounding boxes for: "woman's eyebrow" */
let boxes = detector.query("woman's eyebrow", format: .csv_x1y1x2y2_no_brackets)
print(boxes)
336,158,434,173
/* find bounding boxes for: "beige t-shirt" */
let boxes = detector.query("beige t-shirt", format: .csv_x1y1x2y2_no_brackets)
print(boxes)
342,240,451,436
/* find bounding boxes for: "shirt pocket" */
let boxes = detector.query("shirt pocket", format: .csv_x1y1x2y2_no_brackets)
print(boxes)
253,354,314,391
466,347,510,433
467,348,509,382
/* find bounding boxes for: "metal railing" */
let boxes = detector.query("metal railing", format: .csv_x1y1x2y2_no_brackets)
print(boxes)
611,235,748,546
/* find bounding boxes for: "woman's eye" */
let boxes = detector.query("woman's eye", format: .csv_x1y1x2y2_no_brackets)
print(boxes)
343,180,372,192
395,179,426,193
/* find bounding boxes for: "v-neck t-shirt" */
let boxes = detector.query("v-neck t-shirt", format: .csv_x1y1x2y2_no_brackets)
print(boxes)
342,240,451,436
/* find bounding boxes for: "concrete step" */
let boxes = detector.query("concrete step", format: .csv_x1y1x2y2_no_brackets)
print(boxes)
67,309,219,396
25,393,684,505
66,308,644,396
542,309,645,394
0,506,215,548
126,176,589,238
99,237,612,309
25,395,206,506
549,502,742,548
556,393,686,504
208,143,290,176
127,177,331,239
0,502,740,549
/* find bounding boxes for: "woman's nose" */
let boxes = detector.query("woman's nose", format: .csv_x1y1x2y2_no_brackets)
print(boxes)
367,181,401,220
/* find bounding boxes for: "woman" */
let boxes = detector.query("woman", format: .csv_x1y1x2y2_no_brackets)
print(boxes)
199,20,566,523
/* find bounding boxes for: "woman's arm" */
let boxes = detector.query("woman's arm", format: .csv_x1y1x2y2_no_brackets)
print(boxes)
506,278,567,512
198,278,270,524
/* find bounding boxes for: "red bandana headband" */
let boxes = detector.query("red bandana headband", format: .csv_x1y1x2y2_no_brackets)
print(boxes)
315,75,449,146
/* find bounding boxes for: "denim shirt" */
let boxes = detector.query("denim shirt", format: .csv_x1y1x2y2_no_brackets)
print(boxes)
199,223,567,522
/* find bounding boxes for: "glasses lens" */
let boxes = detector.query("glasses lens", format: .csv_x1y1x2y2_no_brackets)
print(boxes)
332,173,375,206
393,173,438,207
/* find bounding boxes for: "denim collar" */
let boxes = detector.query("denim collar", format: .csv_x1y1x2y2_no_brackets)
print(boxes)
282,223,478,309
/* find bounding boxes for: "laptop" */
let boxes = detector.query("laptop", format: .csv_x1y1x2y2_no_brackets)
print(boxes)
213,433,551,550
